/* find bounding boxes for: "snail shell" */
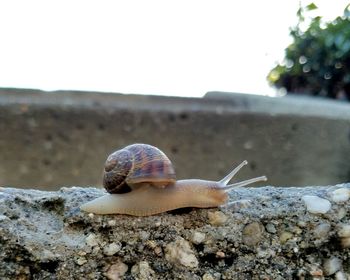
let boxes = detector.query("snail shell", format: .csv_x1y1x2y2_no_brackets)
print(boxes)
103,143,176,194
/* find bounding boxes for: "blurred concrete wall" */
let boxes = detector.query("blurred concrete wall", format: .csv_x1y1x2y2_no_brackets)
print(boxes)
1,88,350,190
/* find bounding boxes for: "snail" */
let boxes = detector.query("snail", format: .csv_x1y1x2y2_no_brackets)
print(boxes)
81,143,267,216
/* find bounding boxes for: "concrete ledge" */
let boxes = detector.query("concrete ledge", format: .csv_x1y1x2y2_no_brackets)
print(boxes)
1,88,350,189
1,185,350,279
205,91,350,120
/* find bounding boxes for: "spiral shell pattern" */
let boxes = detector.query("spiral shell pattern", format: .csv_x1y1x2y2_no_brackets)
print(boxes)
103,144,176,194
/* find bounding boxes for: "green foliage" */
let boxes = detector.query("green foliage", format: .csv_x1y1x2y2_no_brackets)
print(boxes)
268,3,350,100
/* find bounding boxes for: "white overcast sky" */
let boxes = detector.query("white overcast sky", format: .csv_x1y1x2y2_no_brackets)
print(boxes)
0,1,348,97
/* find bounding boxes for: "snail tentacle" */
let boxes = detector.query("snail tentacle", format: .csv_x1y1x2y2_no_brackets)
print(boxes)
219,160,248,185
218,161,267,191
222,176,267,192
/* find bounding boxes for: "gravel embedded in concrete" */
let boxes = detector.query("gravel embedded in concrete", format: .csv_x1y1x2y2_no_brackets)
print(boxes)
302,195,332,214
1,184,350,279
331,188,350,203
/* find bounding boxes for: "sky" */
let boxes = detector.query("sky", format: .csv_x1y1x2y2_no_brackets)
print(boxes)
0,1,349,97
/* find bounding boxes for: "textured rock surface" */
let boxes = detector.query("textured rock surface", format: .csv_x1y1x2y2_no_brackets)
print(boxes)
1,184,350,279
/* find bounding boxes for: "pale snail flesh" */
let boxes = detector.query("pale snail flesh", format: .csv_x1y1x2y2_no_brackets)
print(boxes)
81,143,267,216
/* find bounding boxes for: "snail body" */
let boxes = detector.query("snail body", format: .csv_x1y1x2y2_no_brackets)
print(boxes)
81,144,267,216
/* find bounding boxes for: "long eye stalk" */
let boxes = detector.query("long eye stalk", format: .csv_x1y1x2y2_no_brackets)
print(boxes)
219,161,267,192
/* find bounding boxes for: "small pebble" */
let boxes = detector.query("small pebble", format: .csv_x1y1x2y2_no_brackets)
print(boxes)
103,242,121,256
335,271,347,280
76,257,87,265
309,267,323,277
202,273,215,280
155,220,161,227
0,215,9,222
192,231,206,244
242,222,265,246
140,230,150,241
340,237,350,248
59,187,69,192
256,247,275,259
40,249,56,260
165,237,198,268
313,223,331,239
302,195,331,214
145,240,157,249
292,226,302,235
265,223,277,234
85,233,99,247
297,221,306,228
108,220,117,227
208,211,228,226
105,261,128,280
331,188,350,203
279,231,293,244
131,260,155,279
337,224,350,238
216,251,225,258
77,250,87,256
337,207,347,220
323,256,342,276
154,246,162,256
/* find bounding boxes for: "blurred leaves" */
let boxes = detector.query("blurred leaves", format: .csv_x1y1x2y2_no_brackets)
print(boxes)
268,2,350,101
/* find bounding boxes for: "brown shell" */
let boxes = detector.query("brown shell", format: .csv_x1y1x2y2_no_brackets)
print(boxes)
103,143,176,194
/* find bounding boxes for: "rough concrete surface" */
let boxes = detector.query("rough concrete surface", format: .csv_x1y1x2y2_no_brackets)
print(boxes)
1,184,350,279
1,88,350,189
